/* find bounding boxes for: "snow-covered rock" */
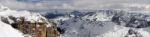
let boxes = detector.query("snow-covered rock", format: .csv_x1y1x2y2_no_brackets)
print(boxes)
0,4,60,37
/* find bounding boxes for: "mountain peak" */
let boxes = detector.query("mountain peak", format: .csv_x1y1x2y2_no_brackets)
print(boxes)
0,5,59,37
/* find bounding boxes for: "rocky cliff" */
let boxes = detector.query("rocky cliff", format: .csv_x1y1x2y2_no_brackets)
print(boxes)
0,4,60,37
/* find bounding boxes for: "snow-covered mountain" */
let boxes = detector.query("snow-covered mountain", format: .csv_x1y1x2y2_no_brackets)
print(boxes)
0,4,60,37
1,3,150,37
43,9,150,37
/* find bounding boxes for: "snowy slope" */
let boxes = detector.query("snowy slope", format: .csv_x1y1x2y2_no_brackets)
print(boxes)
0,19,24,37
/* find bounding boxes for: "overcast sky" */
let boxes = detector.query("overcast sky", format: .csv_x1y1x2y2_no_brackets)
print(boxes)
0,0,150,11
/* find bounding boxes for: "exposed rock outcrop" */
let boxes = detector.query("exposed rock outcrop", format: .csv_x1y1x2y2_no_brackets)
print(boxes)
0,15,60,37
125,29,143,37
0,5,60,37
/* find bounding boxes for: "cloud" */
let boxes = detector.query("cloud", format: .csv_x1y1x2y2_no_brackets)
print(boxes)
71,0,150,10
0,0,150,11
0,0,73,10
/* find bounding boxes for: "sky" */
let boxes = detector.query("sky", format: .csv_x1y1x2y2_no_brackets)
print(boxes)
0,0,150,11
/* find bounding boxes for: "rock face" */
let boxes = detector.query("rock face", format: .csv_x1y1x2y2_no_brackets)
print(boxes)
0,14,60,37
0,5,60,37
